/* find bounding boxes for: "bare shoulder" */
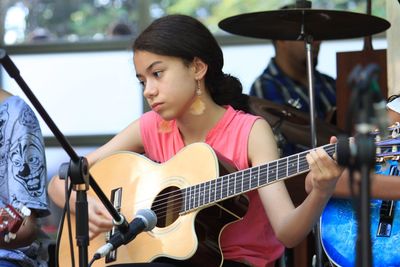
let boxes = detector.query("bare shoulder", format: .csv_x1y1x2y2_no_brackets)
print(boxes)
249,119,276,145
248,118,279,166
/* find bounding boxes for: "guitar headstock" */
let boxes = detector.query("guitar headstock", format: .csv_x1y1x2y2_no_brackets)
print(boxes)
0,201,31,243
375,122,400,162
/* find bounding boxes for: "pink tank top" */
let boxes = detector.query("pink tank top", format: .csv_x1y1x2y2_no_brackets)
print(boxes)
140,106,284,267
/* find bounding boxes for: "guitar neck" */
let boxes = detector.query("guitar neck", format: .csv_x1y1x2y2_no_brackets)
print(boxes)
182,143,337,213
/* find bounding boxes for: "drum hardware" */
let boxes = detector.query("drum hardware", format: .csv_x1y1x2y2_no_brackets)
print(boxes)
219,2,390,266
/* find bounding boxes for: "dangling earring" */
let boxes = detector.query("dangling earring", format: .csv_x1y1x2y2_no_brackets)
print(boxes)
189,80,205,115
158,119,173,133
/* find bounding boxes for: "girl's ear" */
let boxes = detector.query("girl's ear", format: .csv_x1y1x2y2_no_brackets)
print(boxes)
192,57,208,80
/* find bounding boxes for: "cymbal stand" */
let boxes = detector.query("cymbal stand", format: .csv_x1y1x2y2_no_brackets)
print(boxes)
295,5,324,266
304,34,325,267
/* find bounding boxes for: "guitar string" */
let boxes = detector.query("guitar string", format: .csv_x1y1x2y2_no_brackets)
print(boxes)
138,150,313,210
123,142,395,221
125,139,396,214
133,155,311,220
136,146,336,220
150,156,317,220
139,143,398,220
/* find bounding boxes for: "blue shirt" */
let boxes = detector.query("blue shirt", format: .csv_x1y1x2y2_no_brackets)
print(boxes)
249,58,336,156
0,96,49,267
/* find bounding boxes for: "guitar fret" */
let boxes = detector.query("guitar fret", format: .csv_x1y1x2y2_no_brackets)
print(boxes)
235,173,241,195
210,180,216,203
228,173,235,196
184,188,188,211
197,184,202,208
189,186,194,210
286,157,289,177
298,152,309,172
194,184,199,208
216,178,222,201
206,181,211,205
233,173,237,195
243,169,250,191
297,153,300,173
221,176,228,199
277,158,287,180
200,182,205,206
259,164,268,185
288,155,297,177
250,167,258,189
269,161,277,182
241,171,244,193
225,175,228,197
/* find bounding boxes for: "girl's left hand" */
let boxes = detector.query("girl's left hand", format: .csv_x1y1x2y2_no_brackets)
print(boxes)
306,136,344,197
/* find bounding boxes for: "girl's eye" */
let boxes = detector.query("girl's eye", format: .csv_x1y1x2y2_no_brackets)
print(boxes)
138,80,145,88
153,71,162,78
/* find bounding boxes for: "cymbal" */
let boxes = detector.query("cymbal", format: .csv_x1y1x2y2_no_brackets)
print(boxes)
246,96,343,147
218,9,390,41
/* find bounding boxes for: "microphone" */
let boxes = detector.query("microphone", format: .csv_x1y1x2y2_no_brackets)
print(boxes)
349,64,389,137
93,209,157,259
365,64,389,137
373,96,389,137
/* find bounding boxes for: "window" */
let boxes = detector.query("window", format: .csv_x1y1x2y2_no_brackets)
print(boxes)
2,50,142,136
0,0,387,45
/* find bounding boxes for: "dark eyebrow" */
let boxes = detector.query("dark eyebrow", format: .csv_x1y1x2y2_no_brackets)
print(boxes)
136,61,163,78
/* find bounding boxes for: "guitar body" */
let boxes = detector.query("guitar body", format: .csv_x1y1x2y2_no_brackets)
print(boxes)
59,143,247,267
320,198,400,267
321,160,400,267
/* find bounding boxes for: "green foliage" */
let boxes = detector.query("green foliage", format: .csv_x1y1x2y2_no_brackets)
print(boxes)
1,0,388,43
151,0,386,33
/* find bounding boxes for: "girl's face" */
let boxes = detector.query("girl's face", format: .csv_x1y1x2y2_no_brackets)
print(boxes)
134,50,198,120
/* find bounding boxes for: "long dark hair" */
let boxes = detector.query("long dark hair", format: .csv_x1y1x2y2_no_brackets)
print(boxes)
133,14,246,110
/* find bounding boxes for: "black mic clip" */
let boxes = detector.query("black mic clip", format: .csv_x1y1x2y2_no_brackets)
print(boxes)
91,209,157,263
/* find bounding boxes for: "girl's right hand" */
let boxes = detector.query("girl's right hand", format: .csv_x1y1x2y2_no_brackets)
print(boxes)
87,196,114,240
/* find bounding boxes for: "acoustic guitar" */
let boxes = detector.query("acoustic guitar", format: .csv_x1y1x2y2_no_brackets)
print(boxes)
59,127,398,267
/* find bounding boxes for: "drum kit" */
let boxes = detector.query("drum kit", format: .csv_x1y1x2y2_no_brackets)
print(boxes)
218,1,390,267
218,0,390,150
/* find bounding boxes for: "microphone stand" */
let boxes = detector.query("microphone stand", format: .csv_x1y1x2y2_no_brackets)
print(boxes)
0,49,129,267
337,64,378,267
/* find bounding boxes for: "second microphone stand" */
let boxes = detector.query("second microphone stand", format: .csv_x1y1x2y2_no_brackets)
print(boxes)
337,64,382,267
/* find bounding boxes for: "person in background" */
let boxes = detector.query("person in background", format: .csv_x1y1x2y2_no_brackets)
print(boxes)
48,14,343,267
0,88,49,267
249,4,336,157
307,94,400,200
386,94,400,125
27,27,51,42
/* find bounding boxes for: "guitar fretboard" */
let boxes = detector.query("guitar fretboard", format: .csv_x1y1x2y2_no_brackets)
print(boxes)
182,143,337,213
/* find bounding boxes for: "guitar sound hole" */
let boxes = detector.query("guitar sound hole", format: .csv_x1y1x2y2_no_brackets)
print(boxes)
151,186,182,227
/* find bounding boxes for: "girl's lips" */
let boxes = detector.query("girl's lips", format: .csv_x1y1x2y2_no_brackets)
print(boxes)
151,103,162,111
